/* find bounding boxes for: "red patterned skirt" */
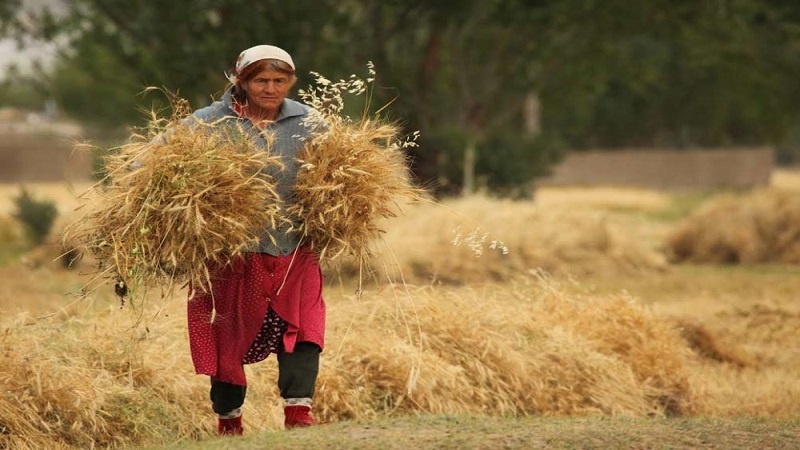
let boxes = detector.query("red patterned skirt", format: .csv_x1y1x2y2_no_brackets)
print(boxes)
187,248,326,385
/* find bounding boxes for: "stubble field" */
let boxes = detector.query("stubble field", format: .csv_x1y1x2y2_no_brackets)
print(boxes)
1,172,799,449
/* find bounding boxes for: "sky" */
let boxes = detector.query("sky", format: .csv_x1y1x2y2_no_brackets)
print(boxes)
0,0,64,79
0,38,59,79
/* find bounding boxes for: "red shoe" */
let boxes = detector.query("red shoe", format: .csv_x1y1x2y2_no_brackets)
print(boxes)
218,416,244,435
284,405,318,429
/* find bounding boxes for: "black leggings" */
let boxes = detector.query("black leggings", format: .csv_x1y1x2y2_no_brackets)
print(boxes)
210,342,321,415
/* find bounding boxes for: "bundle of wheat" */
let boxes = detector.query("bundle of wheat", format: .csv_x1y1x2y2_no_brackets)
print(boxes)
287,66,425,263
64,98,284,295
666,189,800,264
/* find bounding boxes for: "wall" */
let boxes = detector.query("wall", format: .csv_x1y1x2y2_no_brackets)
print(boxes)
0,110,91,183
540,147,774,190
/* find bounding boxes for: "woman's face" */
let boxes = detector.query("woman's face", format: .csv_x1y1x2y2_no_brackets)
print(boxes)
241,67,294,115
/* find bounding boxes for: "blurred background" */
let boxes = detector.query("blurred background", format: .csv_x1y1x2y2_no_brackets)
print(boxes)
1,0,799,197
2,5,800,447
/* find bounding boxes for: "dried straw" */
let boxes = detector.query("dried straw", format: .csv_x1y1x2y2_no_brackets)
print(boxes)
64,96,285,295
316,273,704,419
337,195,668,284
6,270,800,447
666,188,800,264
287,66,425,263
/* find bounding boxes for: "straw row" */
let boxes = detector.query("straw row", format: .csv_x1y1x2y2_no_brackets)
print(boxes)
666,189,800,264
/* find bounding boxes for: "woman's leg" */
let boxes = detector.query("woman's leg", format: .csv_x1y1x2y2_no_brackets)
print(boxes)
210,378,247,435
278,342,321,428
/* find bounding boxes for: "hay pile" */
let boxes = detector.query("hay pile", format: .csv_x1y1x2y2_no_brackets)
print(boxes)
343,195,667,284
317,274,703,419
64,99,284,294
0,274,708,450
288,67,424,262
0,309,214,450
666,189,800,264
658,298,800,417
7,269,800,447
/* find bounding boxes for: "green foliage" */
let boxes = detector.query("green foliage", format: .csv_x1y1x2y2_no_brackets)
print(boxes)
13,188,58,246
776,126,800,166
477,133,566,197
0,75,48,110
417,128,565,197
48,39,144,126
3,0,800,194
534,0,800,149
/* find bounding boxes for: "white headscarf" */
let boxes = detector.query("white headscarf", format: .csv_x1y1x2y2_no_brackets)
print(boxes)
227,45,295,84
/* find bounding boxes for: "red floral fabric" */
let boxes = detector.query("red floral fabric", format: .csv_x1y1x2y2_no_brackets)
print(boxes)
187,248,325,385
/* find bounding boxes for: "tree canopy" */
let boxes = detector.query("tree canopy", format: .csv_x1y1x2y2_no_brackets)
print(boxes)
2,0,800,193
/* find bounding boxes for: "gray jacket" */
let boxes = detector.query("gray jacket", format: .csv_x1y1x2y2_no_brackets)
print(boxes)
191,87,314,256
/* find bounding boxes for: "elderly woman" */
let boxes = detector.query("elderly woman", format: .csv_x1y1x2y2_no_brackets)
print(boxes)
186,44,325,435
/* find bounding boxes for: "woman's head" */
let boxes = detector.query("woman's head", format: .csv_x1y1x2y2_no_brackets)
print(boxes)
230,45,297,108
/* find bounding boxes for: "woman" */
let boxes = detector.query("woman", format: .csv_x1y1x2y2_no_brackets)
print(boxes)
186,44,325,435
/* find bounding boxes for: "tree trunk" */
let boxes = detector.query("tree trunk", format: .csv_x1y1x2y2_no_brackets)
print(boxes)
462,137,477,196
523,91,541,137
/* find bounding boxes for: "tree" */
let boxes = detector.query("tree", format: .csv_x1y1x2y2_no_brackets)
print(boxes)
2,0,360,121
333,0,558,195
530,0,800,149
4,0,800,196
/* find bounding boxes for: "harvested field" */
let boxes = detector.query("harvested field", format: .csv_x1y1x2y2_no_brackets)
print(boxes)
1,174,799,449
